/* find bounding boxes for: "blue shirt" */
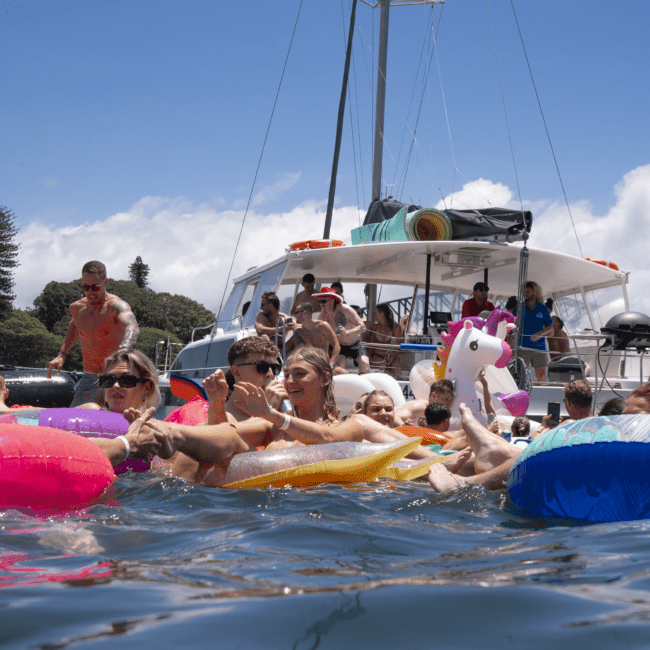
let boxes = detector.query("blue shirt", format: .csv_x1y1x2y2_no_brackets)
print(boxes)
513,301,552,350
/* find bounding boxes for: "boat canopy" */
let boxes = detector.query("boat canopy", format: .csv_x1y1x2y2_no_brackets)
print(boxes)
231,240,627,304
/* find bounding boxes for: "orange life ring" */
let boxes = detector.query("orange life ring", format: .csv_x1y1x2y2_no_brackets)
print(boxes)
290,239,345,251
583,258,619,271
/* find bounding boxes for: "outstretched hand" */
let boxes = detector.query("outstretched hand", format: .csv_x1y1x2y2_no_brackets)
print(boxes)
233,382,273,419
124,407,167,459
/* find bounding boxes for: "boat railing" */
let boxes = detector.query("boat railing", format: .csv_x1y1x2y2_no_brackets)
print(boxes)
154,337,185,373
191,322,216,342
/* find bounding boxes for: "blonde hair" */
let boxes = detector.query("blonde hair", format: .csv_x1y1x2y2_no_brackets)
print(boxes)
525,281,543,303
286,347,337,422
103,349,161,409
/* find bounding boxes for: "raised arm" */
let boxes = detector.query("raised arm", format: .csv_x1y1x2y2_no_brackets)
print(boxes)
47,318,79,377
232,382,363,444
114,299,139,349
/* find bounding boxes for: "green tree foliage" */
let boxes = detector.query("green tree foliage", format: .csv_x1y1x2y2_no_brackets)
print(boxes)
128,256,150,288
0,207,20,319
0,310,60,367
157,292,215,344
32,281,83,331
135,327,182,366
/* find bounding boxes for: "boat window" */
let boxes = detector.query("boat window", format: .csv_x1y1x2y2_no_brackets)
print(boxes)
242,262,287,329
216,280,250,333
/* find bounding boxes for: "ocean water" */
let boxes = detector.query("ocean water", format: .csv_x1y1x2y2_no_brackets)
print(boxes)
1,473,650,649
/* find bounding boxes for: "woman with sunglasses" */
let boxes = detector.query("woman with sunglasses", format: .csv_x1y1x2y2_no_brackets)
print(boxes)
81,349,161,414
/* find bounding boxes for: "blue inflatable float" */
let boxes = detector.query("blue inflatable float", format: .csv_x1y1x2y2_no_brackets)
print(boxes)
508,415,650,523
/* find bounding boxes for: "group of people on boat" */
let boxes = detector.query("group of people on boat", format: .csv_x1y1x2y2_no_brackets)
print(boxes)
6,258,646,497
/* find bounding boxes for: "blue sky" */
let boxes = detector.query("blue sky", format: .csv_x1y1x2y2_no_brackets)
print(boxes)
2,0,649,313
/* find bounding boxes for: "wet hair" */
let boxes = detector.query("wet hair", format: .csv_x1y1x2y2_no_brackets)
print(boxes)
82,260,107,281
286,347,337,422
103,349,160,409
227,336,280,366
563,379,592,409
624,384,650,413
424,403,451,427
261,292,280,310
429,378,454,396
525,281,543,303
362,390,394,416
511,416,530,437
375,303,395,329
302,273,315,284
598,397,626,416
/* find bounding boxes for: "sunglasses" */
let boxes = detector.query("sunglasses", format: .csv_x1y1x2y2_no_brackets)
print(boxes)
82,283,102,292
98,374,148,389
236,361,282,375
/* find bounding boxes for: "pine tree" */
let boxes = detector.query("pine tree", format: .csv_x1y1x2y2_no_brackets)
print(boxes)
128,256,150,289
0,206,19,319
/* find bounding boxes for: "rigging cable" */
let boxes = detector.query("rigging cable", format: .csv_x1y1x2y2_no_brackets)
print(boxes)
486,0,523,211
208,0,304,363
510,0,583,257
398,5,445,202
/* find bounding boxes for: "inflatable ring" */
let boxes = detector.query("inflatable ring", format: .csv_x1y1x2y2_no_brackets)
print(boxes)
290,239,345,251
215,438,422,489
0,423,115,511
379,455,444,481
508,415,650,522
0,408,149,475
397,425,451,446
583,258,619,271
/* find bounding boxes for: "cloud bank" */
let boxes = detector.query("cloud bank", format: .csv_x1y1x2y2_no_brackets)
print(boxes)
14,165,650,319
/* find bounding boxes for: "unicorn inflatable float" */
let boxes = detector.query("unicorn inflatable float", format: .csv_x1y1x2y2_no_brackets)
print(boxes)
411,308,529,423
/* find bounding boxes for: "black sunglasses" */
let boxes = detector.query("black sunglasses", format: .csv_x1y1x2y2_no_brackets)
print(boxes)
236,361,282,376
98,373,148,389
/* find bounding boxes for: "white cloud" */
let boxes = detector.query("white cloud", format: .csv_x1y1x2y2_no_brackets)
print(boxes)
435,178,514,211
13,165,650,319
13,197,363,313
252,172,301,206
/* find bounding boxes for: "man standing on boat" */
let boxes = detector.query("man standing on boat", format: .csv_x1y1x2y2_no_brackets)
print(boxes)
47,260,139,407
285,302,341,369
461,282,495,318
512,281,553,383
254,292,293,344
315,287,369,372
290,274,320,314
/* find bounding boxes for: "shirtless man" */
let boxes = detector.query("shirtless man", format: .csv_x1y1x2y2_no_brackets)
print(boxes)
290,273,320,314
47,261,139,407
172,336,289,481
254,292,293,343
315,287,368,372
394,378,455,426
548,315,571,359
284,303,341,366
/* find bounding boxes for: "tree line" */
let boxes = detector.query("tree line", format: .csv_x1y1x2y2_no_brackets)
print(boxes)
0,206,215,369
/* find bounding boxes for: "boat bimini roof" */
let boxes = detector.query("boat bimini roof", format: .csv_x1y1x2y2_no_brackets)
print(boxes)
231,240,628,303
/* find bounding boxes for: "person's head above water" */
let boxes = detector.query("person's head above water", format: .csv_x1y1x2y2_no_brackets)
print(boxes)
100,349,160,413
429,378,455,409
362,390,395,428
285,347,337,422
228,337,281,389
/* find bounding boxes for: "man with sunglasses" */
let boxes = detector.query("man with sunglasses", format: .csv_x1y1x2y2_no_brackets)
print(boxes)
47,260,139,407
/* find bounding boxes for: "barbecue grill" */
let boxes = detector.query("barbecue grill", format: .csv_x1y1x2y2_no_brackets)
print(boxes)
601,312,650,351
